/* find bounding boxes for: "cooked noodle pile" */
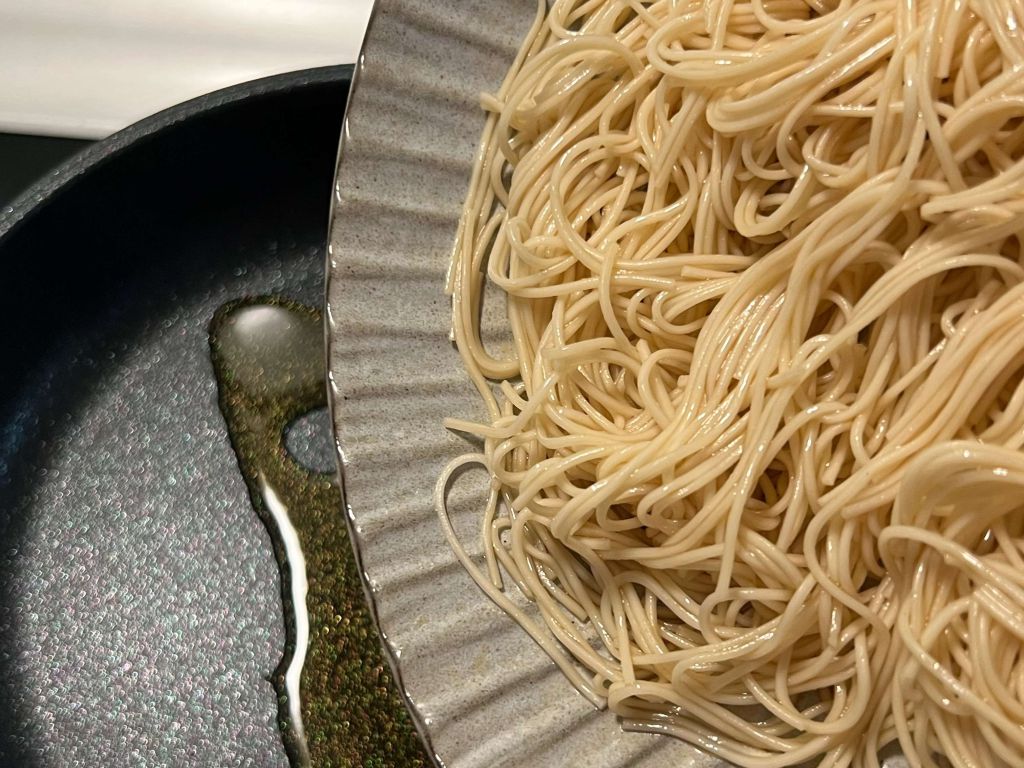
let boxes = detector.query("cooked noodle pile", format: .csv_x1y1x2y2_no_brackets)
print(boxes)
437,0,1024,765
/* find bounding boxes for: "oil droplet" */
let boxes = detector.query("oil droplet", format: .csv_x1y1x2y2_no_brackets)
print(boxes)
209,296,428,768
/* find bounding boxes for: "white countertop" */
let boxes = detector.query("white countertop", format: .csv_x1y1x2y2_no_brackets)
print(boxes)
0,0,373,138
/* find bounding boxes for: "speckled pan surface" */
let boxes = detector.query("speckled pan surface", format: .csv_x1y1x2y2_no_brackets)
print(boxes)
325,2,700,766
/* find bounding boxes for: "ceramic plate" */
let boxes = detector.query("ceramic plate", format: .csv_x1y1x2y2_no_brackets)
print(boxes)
324,2,702,765
326,3,906,767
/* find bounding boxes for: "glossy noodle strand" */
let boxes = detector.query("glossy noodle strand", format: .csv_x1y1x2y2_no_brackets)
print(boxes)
437,0,1024,765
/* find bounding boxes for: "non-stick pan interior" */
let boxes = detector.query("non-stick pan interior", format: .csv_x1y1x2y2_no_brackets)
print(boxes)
0,66,351,766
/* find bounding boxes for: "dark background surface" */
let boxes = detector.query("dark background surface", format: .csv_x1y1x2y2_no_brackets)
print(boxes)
0,67,350,766
0,134,92,208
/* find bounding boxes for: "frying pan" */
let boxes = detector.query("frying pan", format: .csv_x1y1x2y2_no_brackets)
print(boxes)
0,65,422,766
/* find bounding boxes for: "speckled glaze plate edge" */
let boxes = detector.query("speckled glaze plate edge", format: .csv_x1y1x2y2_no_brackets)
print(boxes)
326,3,715,767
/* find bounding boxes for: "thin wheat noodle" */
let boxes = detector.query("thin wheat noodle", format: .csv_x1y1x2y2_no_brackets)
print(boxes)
436,0,1024,766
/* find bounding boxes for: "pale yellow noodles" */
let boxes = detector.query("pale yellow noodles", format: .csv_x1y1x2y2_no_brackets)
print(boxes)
436,0,1024,765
